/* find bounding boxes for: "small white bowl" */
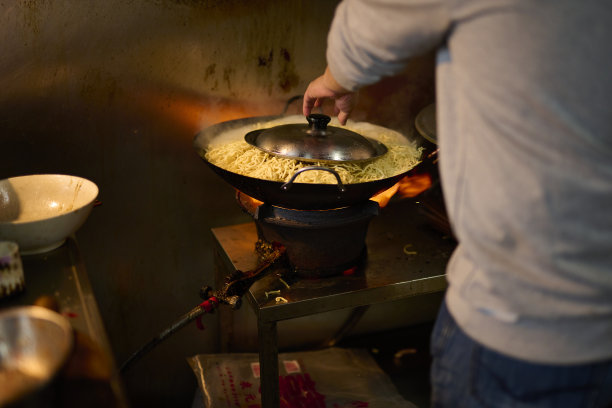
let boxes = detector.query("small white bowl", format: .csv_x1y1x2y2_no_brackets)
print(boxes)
0,174,99,255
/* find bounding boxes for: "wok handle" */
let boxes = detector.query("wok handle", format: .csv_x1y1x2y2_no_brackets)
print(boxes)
281,166,346,192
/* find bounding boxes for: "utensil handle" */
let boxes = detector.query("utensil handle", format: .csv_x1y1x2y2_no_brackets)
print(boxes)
281,166,346,192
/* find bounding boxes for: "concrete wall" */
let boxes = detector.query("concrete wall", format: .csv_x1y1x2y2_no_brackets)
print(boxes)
0,0,435,406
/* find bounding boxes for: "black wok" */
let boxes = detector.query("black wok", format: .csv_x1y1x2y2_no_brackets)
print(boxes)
193,115,415,210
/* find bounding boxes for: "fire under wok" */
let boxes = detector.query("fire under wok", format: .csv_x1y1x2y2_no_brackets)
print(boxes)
193,115,420,210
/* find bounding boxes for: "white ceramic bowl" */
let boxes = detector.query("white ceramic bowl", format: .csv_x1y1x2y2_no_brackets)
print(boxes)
0,174,99,254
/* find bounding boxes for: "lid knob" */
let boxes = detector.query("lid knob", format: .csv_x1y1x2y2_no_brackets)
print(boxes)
306,114,331,134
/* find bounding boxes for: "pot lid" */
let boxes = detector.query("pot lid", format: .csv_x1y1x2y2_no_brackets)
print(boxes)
415,103,437,145
244,114,388,163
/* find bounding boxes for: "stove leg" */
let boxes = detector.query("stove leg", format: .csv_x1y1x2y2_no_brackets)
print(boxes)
258,319,279,408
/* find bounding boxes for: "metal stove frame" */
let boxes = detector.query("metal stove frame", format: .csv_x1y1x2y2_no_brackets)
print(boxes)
211,198,455,408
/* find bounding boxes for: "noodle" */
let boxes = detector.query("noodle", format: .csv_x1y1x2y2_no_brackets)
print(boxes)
204,116,423,185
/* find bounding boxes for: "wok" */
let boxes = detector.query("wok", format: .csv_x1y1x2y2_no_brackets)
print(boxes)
193,115,416,210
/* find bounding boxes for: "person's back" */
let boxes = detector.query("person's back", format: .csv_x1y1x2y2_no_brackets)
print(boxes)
304,0,612,405
437,0,612,365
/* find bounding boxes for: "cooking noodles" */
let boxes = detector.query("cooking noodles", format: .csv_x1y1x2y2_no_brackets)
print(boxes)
204,115,422,184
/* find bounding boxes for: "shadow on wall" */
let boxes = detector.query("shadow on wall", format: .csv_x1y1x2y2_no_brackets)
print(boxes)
0,0,434,406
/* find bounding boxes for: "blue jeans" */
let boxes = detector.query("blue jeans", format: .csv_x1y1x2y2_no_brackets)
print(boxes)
430,300,612,408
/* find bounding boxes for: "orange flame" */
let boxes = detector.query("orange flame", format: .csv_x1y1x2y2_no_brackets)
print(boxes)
238,173,432,211
371,173,432,208
370,183,399,208
236,190,263,215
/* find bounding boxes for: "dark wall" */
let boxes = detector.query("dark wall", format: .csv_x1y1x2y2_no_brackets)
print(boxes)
0,0,435,406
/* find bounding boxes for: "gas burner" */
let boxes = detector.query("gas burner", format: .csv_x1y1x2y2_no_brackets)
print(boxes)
237,192,379,278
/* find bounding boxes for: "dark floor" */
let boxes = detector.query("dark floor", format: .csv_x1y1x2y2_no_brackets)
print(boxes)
338,322,434,408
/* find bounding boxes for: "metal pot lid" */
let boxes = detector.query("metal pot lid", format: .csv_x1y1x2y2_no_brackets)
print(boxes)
415,103,437,145
244,114,388,163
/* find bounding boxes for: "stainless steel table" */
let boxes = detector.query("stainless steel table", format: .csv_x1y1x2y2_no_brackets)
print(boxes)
1,237,128,407
211,198,455,408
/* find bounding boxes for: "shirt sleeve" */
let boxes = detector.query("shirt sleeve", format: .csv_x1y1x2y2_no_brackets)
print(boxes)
327,0,451,91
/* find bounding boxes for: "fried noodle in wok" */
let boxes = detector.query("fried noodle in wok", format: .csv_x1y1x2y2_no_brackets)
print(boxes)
204,116,423,185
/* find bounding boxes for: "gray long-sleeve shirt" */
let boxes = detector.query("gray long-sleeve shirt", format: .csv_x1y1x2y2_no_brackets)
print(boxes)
327,0,612,364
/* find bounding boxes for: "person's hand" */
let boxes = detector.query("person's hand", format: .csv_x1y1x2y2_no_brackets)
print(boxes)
303,67,357,125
